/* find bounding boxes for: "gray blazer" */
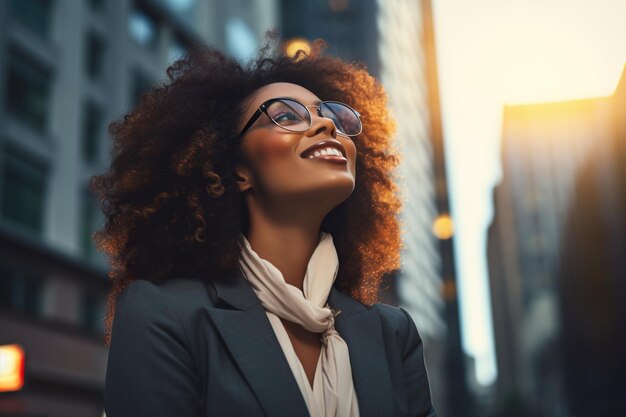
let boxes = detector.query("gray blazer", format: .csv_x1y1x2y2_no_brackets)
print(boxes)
104,272,437,417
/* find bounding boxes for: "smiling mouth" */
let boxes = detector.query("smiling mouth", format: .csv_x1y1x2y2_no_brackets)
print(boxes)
300,140,347,159
302,147,347,165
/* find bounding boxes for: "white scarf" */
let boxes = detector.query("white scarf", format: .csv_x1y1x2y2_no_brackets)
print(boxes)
239,232,360,417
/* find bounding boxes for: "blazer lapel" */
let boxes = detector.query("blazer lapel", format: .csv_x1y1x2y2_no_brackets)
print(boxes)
204,271,310,417
205,270,395,417
327,287,396,417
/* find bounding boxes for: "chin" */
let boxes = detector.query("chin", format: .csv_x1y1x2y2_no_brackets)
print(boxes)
311,181,355,206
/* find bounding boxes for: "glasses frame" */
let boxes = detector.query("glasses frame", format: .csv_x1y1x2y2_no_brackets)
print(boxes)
238,97,362,139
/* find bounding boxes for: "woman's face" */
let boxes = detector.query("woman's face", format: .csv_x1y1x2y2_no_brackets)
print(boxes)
235,82,357,207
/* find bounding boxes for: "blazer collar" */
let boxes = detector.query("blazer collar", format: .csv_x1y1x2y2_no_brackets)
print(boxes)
211,268,366,315
205,269,395,417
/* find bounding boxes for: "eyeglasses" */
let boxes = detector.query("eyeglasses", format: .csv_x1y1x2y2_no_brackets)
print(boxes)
238,97,362,139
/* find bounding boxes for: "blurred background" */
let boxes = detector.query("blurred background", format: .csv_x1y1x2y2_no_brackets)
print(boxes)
0,0,624,416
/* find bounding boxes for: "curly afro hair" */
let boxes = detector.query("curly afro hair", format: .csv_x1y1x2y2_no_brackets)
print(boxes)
90,38,402,346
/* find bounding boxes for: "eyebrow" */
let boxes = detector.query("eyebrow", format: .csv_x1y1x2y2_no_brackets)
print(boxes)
282,96,322,106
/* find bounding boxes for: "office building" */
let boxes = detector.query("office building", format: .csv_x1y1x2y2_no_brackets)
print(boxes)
0,0,275,414
488,66,626,416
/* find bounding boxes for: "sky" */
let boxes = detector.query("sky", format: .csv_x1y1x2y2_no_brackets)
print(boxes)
431,0,626,385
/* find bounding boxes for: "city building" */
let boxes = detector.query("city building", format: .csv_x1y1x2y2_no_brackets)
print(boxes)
1,0,471,415
488,66,626,416
280,1,470,416
0,0,275,415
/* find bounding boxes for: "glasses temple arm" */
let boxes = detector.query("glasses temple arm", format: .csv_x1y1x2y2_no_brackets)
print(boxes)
238,108,264,139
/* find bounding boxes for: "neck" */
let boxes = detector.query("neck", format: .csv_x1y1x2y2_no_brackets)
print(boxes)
243,197,331,291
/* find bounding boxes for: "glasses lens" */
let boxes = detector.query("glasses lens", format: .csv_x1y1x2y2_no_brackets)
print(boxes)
320,102,362,136
266,99,310,131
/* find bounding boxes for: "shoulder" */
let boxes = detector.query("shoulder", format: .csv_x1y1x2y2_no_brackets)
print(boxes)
371,302,414,331
370,302,423,354
120,278,215,304
114,278,217,328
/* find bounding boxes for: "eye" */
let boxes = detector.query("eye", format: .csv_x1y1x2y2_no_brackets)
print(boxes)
273,111,301,123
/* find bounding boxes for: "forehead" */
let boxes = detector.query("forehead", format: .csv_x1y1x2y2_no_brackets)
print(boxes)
242,82,321,119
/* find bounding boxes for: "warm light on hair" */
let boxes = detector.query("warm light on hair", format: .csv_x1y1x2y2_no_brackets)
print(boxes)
0,344,25,392
432,213,454,239
284,38,312,58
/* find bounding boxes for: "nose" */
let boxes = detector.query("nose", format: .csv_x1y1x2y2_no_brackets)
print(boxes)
306,106,337,138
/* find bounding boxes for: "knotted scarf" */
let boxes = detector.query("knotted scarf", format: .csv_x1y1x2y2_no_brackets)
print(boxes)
239,232,360,417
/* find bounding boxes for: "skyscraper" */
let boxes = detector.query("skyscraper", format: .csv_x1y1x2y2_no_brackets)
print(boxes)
488,66,626,416
0,0,275,414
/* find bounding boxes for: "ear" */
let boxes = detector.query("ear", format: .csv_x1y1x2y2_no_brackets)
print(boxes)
233,163,253,192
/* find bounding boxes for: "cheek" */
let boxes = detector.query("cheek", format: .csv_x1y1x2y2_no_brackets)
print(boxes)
250,135,294,164
346,142,358,173
243,135,299,189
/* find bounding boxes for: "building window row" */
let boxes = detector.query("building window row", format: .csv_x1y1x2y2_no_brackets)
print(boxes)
9,0,55,39
0,260,106,334
5,50,52,133
0,144,48,235
85,32,106,81
0,262,44,316
81,100,103,164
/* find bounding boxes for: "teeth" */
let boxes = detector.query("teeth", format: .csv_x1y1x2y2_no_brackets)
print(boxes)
307,147,343,158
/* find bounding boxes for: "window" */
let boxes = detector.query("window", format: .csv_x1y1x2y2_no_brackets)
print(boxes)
0,262,44,315
5,52,52,133
0,145,48,234
85,32,105,80
9,0,55,38
128,6,159,48
130,70,153,106
81,101,103,164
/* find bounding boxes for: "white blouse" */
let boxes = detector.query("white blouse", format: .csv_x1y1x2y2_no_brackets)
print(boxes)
265,310,327,416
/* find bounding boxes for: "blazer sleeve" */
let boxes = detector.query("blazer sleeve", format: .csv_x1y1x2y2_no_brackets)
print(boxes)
398,306,437,417
104,280,202,417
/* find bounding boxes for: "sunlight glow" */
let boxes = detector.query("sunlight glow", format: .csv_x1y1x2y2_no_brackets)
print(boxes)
433,0,626,387
495,27,624,104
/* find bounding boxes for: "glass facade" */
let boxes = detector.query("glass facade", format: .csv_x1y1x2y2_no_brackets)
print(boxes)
5,52,52,133
0,145,48,234
85,32,105,81
81,101,102,164
0,261,44,316
9,0,55,38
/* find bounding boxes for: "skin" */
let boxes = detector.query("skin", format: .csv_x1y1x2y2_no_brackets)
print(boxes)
235,82,357,291
234,82,358,387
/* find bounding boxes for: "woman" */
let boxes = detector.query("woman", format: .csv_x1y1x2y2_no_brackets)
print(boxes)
94,39,436,417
